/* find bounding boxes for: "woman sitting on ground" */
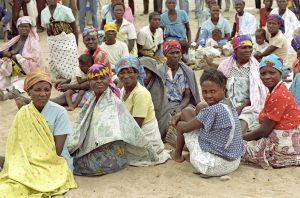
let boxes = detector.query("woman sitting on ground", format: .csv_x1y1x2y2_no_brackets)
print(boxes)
115,56,170,164
0,16,43,94
0,68,76,197
218,35,268,133
140,57,173,139
68,64,167,176
171,69,245,177
243,54,300,169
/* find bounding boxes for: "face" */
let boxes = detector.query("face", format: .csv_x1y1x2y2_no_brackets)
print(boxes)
113,5,125,20
28,81,51,110
89,75,109,97
210,6,220,20
201,80,225,106
166,48,181,65
83,35,98,51
277,0,287,10
18,23,31,37
264,0,273,8
79,61,92,74
46,0,57,6
255,33,265,45
105,30,117,43
150,15,161,29
212,30,221,41
166,0,176,10
260,66,281,89
117,68,138,88
144,68,154,86
208,0,217,8
267,20,279,35
236,45,253,61
235,1,245,14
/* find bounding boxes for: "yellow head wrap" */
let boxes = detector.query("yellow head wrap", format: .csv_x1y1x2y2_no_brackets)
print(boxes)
104,22,118,32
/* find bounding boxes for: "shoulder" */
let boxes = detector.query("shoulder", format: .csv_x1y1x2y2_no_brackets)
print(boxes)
179,63,193,75
138,26,149,34
117,40,128,47
134,83,151,96
47,101,67,113
271,83,292,99
245,12,256,19
270,8,278,14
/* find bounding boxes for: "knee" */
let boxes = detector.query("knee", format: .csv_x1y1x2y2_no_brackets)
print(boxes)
180,107,196,121
195,101,208,114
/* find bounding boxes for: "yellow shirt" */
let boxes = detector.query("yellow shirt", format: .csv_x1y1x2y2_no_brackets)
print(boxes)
122,82,155,125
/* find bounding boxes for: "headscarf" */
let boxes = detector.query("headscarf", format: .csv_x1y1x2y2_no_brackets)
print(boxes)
115,56,145,86
83,27,98,38
267,14,285,34
292,34,300,51
104,22,117,32
17,16,34,27
259,54,283,74
231,34,252,50
87,64,120,97
24,68,52,92
163,40,181,56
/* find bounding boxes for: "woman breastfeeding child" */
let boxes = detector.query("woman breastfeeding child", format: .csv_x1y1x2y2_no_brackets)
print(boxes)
171,69,245,177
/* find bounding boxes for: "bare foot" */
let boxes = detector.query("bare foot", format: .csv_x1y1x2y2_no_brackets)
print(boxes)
171,150,185,163
183,154,190,162
66,106,75,111
166,127,177,148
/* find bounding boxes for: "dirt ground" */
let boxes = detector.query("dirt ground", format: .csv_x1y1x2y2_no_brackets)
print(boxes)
0,1,299,197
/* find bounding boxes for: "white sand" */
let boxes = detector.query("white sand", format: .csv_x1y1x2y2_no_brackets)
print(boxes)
0,1,299,197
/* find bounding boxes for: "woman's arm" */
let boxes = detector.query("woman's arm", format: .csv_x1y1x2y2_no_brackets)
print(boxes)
176,118,203,134
177,88,192,112
254,45,277,60
185,22,191,43
54,135,67,155
236,99,251,115
70,21,79,45
243,117,276,141
128,39,135,53
59,81,90,91
134,117,144,127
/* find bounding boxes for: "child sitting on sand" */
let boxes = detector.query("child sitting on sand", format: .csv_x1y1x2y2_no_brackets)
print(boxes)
171,69,245,177
205,29,227,49
55,54,93,111
253,28,269,54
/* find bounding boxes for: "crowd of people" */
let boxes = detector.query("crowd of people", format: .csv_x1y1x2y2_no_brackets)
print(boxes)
0,0,300,197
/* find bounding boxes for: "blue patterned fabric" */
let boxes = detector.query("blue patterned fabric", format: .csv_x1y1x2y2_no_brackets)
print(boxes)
290,73,300,107
165,67,189,106
196,101,245,160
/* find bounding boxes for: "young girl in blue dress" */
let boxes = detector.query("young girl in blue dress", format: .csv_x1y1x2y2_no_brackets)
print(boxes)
172,69,245,176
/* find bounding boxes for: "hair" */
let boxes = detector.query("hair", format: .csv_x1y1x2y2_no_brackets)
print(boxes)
212,28,222,34
200,69,227,88
112,2,125,11
78,54,94,66
149,11,160,21
255,28,267,38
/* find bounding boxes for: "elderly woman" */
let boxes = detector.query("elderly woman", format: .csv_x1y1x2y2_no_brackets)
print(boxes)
115,56,170,163
140,57,173,139
254,14,288,65
161,0,191,43
68,64,167,176
0,68,76,197
0,16,43,94
41,0,79,80
243,54,300,168
218,35,268,133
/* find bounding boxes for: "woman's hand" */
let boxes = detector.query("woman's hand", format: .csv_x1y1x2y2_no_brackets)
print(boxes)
236,106,243,115
254,52,262,61
3,51,12,58
171,113,181,127
58,84,70,92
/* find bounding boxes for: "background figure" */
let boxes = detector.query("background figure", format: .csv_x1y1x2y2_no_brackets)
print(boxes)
128,0,134,15
256,0,261,9
79,0,98,33
11,0,28,36
142,0,163,15
224,0,235,11
62,0,78,20
36,0,46,32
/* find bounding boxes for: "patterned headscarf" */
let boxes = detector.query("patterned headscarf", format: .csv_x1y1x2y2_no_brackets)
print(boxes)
259,54,283,74
267,14,285,34
231,34,252,50
115,56,145,86
83,26,98,38
87,64,120,96
292,34,300,51
163,40,181,56
87,64,110,80
17,16,33,27
24,68,52,92
104,22,117,32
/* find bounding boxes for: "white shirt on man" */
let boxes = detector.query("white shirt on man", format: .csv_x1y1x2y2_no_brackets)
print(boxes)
137,26,164,52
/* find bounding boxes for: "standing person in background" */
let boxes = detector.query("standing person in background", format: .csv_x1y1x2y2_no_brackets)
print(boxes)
11,0,29,36
142,0,163,15
256,0,262,9
36,0,46,32
0,2,10,41
79,0,98,33
128,0,134,15
260,0,273,28
62,0,78,20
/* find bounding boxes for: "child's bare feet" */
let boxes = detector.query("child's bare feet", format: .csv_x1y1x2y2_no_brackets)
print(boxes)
171,150,185,163
166,128,177,148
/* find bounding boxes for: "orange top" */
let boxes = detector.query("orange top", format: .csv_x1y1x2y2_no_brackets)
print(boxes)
259,82,300,130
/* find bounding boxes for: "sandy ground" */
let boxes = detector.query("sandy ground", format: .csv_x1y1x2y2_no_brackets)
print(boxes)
1,1,300,197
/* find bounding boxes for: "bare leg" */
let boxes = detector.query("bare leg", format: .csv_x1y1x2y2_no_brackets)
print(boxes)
172,129,185,163
240,120,249,134
71,90,85,109
64,90,75,111
50,94,68,106
0,156,4,168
